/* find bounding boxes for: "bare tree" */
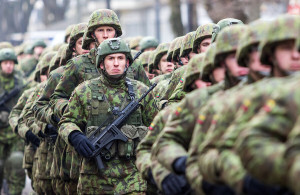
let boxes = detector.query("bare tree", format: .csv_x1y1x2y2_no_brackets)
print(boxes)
169,0,184,36
187,0,198,32
42,0,70,25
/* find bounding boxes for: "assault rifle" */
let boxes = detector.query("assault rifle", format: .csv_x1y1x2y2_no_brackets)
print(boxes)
0,84,24,111
88,83,157,170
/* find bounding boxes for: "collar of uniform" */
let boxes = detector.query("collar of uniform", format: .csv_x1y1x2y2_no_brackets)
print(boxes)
99,74,126,89
87,48,96,64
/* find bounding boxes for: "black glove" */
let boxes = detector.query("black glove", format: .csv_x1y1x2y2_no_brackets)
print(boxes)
202,180,235,195
242,175,292,195
69,131,95,158
162,173,190,195
51,114,60,124
25,130,40,147
45,124,57,135
147,169,157,185
173,156,187,174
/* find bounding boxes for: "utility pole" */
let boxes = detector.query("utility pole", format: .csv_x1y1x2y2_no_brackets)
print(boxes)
106,0,111,9
155,0,161,42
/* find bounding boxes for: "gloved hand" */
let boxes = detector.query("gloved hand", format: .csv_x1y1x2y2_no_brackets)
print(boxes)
173,156,187,174
51,114,60,124
242,175,291,195
147,169,157,185
202,180,235,195
69,131,95,158
162,173,190,195
25,130,40,147
45,124,57,135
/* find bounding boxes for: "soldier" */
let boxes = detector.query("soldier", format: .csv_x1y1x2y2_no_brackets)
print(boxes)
172,36,187,68
129,36,143,50
139,51,155,79
0,42,14,50
32,40,47,60
51,9,149,120
33,23,88,195
193,23,216,54
153,43,174,75
139,36,159,52
65,24,75,44
0,48,26,195
59,38,157,194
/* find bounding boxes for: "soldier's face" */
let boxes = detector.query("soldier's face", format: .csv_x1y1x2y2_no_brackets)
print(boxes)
198,37,212,53
144,66,155,80
101,53,128,75
89,42,96,50
75,37,89,55
34,46,44,58
192,79,211,89
212,65,225,82
93,26,116,44
224,53,249,77
273,40,300,77
0,60,15,75
180,56,189,65
158,54,175,74
248,50,270,79
40,75,48,82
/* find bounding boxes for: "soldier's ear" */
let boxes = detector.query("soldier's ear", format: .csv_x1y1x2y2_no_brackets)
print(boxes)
126,59,129,65
100,62,104,70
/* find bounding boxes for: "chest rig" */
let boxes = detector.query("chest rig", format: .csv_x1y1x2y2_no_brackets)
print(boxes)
86,78,144,160
83,52,100,81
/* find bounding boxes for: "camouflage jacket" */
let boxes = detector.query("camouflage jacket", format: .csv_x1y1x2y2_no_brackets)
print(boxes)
136,104,177,189
34,66,65,125
234,73,300,193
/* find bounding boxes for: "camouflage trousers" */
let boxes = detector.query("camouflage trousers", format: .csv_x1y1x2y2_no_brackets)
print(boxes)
0,139,26,195
52,178,67,195
77,158,147,194
65,179,78,195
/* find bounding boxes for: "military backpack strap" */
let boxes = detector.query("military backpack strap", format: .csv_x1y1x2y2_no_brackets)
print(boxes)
125,78,135,101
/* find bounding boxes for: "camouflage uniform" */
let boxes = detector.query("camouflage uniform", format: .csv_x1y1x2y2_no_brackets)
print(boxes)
192,23,216,54
211,18,243,42
171,36,184,63
59,38,158,194
0,48,26,195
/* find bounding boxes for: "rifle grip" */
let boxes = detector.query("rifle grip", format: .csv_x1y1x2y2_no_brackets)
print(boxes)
95,155,105,170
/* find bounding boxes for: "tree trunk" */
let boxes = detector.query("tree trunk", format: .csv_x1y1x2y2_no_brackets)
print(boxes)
169,0,184,37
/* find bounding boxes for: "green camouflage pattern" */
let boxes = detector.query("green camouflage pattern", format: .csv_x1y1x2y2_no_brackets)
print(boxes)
48,44,68,73
236,20,270,67
129,36,143,49
82,26,95,50
167,37,180,62
136,104,177,190
139,51,151,67
0,42,13,50
193,23,216,53
200,43,216,83
150,72,171,85
40,51,57,75
139,36,159,51
148,50,156,74
153,42,170,70
0,48,18,64
183,53,206,92
259,14,300,65
65,24,75,43
212,18,244,42
58,75,158,194
20,57,38,79
68,23,88,54
172,36,184,62
179,31,195,57
214,24,247,68
32,40,47,49
87,9,122,38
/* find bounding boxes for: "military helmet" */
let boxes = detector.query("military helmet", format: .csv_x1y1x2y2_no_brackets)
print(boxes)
167,37,180,62
139,51,152,67
201,43,217,82
24,44,34,54
259,14,300,66
82,27,95,50
153,43,170,70
297,37,300,52
148,50,156,73
236,20,269,67
68,23,88,52
183,53,206,92
60,44,72,66
214,24,247,68
129,36,143,49
179,31,195,58
49,53,58,73
96,38,132,68
212,18,244,42
32,40,47,49
139,36,159,51
172,36,184,62
0,42,13,50
49,44,68,73
87,9,122,39
40,51,57,75
193,23,216,53
0,48,18,64
65,24,75,43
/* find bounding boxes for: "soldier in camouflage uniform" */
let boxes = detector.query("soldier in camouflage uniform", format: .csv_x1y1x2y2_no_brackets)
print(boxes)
152,24,248,194
33,23,88,195
0,42,14,50
139,36,159,52
193,23,216,54
139,51,155,80
171,36,186,68
0,48,26,195
65,24,75,43
58,38,157,194
129,36,143,50
50,9,149,121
